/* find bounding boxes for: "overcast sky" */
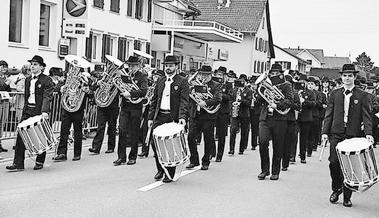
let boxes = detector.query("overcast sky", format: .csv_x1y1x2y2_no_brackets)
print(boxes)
269,0,379,65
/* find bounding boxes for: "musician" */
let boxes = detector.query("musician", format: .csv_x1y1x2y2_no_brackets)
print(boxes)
187,65,222,170
54,64,92,162
257,63,293,180
113,56,147,166
6,55,54,171
89,73,120,155
314,79,327,149
308,78,323,154
322,64,373,207
147,55,189,183
249,76,261,150
229,74,252,155
213,66,232,162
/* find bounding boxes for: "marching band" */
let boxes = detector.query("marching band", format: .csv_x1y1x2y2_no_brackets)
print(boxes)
4,54,379,208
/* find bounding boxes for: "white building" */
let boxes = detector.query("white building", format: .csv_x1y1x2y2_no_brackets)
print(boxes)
1,0,153,71
192,0,275,76
271,45,307,73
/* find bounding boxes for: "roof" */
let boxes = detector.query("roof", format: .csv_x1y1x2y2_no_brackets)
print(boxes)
283,48,325,64
192,0,267,33
274,45,308,64
323,56,351,69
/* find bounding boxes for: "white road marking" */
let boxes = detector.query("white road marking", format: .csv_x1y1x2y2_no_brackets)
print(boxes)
138,166,201,192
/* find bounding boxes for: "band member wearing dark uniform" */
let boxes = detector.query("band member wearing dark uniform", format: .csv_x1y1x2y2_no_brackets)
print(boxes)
257,64,293,180
282,74,301,171
310,78,323,153
297,77,316,163
113,56,147,166
54,67,92,162
89,82,120,154
322,64,373,207
186,65,222,170
213,66,232,162
249,76,261,150
229,74,252,155
6,55,54,171
147,56,189,183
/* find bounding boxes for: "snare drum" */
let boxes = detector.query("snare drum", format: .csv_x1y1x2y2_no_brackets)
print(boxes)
336,138,378,192
17,115,58,156
153,122,189,167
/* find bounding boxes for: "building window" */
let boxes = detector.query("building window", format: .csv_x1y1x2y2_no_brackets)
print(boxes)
110,0,120,13
85,31,93,60
134,40,141,50
262,17,265,29
118,37,127,61
92,35,98,60
255,38,258,50
151,51,156,68
307,60,312,65
254,61,257,73
147,0,152,22
9,0,23,43
102,34,111,62
261,62,265,73
135,0,144,20
257,61,260,73
264,41,268,53
127,0,133,17
94,0,104,9
39,3,50,47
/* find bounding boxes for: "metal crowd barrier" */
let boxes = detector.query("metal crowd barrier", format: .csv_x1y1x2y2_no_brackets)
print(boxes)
0,92,99,141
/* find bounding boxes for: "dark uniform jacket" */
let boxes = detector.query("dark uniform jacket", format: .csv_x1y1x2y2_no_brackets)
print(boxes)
287,88,301,121
148,74,189,122
121,70,148,110
189,79,222,120
259,81,294,121
320,91,328,119
322,87,372,137
24,74,54,114
232,86,253,118
298,88,315,122
218,82,233,114
312,89,323,119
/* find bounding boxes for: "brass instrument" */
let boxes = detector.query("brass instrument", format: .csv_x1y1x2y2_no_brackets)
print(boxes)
188,72,220,114
231,87,242,118
255,72,290,115
113,69,144,104
94,55,123,107
61,55,91,113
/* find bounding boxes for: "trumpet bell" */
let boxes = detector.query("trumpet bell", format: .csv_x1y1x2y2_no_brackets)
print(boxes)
255,73,267,85
65,55,91,68
105,55,124,67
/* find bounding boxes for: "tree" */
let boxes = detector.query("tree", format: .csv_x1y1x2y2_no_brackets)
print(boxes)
353,52,374,72
370,66,379,77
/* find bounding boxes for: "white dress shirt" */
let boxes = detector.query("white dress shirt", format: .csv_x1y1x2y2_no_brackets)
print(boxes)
343,86,354,124
28,73,40,104
160,74,175,110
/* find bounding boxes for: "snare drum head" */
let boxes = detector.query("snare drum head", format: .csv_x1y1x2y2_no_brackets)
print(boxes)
337,137,371,152
153,122,184,137
17,115,43,129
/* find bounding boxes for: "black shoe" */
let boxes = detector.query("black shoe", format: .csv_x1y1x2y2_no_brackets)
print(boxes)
251,147,256,150
313,148,317,151
282,167,288,171
138,151,148,158
6,164,24,171
53,154,67,161
238,152,244,155
200,165,209,170
105,149,114,154
228,151,234,155
89,148,100,154
329,189,343,203
215,158,222,162
270,174,279,180
343,199,352,207
127,159,136,165
0,146,8,152
33,163,43,170
307,153,311,157
72,156,81,161
154,171,164,180
289,157,295,163
186,163,199,169
113,159,126,166
300,159,306,164
258,171,270,180
162,175,172,183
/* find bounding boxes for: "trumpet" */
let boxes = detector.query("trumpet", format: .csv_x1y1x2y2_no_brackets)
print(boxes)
188,72,220,114
255,72,290,115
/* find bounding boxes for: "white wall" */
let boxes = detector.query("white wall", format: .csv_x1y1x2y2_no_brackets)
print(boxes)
271,47,299,71
296,51,322,72
252,8,270,73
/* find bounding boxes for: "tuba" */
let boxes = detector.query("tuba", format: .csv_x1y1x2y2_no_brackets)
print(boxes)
61,55,91,113
113,68,144,104
188,72,220,114
255,72,290,115
94,55,122,107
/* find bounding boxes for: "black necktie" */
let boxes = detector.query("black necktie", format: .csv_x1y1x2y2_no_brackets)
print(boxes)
344,89,351,95
33,75,38,80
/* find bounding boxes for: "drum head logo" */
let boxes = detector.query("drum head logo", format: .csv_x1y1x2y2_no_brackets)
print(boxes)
66,0,87,17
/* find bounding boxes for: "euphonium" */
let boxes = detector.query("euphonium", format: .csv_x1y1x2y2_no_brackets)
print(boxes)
94,55,122,107
61,55,90,113
188,72,220,114
255,72,290,115
231,87,242,117
113,70,144,104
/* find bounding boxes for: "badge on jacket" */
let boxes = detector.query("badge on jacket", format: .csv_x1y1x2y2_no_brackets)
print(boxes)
354,99,358,104
222,88,226,92
38,84,42,88
174,86,178,90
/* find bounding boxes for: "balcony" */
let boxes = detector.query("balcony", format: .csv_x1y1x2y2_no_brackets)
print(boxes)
153,19,244,43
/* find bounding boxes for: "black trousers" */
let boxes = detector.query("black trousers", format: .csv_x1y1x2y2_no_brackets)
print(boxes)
139,105,149,153
215,113,229,160
259,118,287,175
282,121,297,168
14,106,46,166
230,116,250,153
373,117,379,144
289,122,299,159
188,118,216,166
117,108,141,161
150,112,176,178
91,107,119,151
249,111,260,148
310,118,321,150
57,108,84,157
299,121,312,160
329,134,353,200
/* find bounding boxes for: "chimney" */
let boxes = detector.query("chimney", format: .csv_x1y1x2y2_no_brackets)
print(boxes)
298,46,300,50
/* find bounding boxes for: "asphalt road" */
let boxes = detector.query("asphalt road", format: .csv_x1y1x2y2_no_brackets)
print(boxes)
1,136,379,218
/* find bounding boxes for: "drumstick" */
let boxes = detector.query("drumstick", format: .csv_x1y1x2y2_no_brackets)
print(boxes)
145,125,153,146
319,139,328,162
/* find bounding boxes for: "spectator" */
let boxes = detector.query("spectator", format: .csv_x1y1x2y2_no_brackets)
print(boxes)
0,60,11,92
6,67,25,92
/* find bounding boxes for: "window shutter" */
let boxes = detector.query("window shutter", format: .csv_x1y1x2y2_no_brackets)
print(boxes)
147,0,152,22
135,0,140,18
127,0,133,16
110,0,120,13
102,34,110,62
85,31,93,60
94,0,104,9
254,61,257,73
